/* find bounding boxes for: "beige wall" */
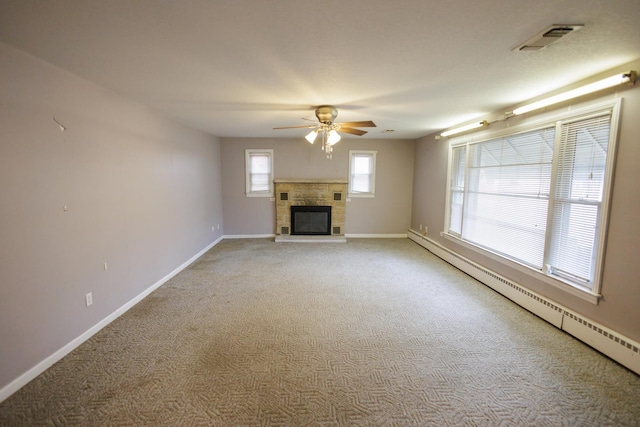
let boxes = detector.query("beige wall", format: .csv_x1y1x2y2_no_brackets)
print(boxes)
221,137,415,235
411,60,640,343
0,43,224,390
4,32,637,402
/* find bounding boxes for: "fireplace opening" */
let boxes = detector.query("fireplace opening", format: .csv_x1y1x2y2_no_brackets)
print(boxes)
291,206,331,235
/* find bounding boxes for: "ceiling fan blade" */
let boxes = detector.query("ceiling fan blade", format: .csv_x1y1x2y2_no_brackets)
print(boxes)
273,125,316,130
338,121,377,128
340,127,368,136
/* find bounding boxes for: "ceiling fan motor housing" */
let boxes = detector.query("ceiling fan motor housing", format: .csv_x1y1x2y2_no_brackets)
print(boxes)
315,105,338,124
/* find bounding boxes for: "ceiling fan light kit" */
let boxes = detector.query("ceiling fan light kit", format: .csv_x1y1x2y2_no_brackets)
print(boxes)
274,105,376,159
305,130,318,144
327,130,341,146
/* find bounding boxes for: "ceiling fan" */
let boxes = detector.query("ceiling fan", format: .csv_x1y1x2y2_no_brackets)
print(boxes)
273,105,376,158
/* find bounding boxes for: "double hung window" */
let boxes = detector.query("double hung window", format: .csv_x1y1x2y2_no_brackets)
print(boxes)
445,101,619,296
349,150,377,197
245,149,274,197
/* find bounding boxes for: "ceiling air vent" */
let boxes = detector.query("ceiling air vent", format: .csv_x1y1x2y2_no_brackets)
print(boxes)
513,24,584,52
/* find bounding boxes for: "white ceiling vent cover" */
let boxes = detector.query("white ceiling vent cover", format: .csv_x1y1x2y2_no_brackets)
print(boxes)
513,24,584,52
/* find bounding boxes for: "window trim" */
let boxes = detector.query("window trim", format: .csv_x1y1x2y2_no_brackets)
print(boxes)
443,99,621,303
348,150,377,198
245,149,274,197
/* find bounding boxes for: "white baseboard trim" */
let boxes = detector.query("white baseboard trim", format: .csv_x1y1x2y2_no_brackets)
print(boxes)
408,229,640,375
223,234,408,240
345,233,408,238
224,234,276,239
0,236,223,404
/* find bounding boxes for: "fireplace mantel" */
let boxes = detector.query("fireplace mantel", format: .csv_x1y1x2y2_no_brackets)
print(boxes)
274,179,348,184
274,179,348,240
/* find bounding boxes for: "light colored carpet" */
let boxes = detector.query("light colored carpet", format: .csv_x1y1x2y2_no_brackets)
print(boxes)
1,238,639,426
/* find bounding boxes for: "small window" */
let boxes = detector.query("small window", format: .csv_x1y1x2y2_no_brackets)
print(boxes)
349,150,376,197
245,149,274,197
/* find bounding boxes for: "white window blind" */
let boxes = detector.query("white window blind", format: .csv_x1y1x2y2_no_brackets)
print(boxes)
349,151,376,196
464,127,555,268
547,113,612,284
446,103,617,294
449,146,466,236
245,149,273,196
250,154,270,192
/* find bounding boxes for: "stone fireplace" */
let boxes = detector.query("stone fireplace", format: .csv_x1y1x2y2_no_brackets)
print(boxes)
274,179,347,241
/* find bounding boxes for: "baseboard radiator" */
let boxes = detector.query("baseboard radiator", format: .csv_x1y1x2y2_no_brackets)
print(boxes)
408,229,640,375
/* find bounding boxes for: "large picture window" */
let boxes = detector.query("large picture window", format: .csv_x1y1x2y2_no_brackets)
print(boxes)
445,101,620,297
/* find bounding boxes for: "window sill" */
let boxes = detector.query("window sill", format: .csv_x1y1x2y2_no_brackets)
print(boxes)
441,232,601,305
348,193,375,198
246,192,274,198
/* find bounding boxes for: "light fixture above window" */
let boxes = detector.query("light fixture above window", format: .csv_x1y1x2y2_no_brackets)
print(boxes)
440,120,488,138
510,71,636,116
438,70,636,140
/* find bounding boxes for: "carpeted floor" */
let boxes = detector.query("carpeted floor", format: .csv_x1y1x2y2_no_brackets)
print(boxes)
1,238,639,426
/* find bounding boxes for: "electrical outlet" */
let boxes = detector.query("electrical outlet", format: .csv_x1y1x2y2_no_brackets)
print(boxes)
104,262,108,271
424,226,428,235
85,292,93,307
419,224,423,231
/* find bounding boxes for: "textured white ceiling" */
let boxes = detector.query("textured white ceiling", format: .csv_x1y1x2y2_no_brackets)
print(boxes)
1,0,639,139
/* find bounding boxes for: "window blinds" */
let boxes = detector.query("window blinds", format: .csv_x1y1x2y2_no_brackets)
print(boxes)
449,146,466,235
447,106,615,291
463,127,555,268
547,112,612,284
351,154,373,193
249,153,271,193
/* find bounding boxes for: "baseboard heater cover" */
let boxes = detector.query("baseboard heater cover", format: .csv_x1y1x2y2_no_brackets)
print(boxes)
408,229,640,375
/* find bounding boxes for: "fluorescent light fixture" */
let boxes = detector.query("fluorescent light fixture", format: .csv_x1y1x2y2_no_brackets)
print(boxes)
440,120,488,137
327,130,341,145
512,71,636,115
305,130,318,144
